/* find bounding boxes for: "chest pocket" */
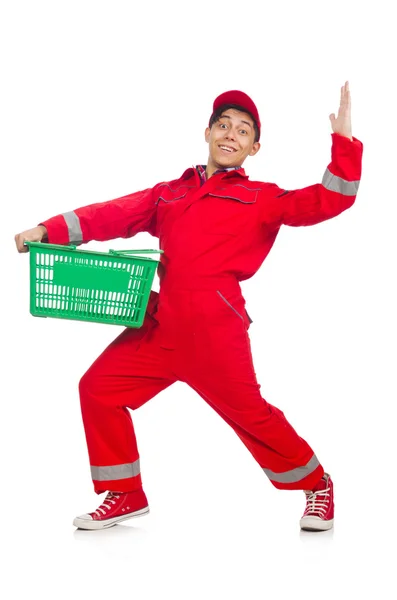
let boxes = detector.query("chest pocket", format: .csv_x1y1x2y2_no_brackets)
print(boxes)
155,184,195,205
199,185,260,236
155,184,195,234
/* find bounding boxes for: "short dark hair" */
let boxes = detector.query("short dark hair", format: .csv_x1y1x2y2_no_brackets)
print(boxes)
209,103,260,143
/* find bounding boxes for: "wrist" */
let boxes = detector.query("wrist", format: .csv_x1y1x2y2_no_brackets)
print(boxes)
38,225,48,239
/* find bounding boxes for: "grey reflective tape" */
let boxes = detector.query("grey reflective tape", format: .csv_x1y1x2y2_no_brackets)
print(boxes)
263,454,320,484
62,211,83,244
91,459,140,481
322,168,360,196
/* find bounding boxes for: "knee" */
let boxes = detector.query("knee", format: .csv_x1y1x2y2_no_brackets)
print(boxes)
79,366,101,405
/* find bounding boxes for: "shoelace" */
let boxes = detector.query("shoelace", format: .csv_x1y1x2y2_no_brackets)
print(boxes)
94,492,121,517
303,486,330,517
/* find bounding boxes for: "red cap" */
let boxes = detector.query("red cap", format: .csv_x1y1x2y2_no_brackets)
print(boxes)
211,90,261,139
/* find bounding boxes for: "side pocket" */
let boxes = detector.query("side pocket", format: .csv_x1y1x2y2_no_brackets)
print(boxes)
216,291,253,329
216,291,244,321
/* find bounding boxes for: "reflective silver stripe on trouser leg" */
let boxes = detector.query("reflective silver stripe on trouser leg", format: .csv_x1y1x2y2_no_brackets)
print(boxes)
91,459,141,481
62,211,83,244
321,168,360,196
263,454,320,484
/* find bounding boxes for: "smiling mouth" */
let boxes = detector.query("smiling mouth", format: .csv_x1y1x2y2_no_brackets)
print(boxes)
218,145,237,153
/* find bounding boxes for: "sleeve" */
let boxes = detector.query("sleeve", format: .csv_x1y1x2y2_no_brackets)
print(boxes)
39,186,158,245
261,133,363,228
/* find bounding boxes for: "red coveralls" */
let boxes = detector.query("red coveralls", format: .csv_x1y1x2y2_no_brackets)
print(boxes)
41,133,363,495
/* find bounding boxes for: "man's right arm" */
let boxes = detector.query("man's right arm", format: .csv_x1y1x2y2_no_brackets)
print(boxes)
15,186,158,253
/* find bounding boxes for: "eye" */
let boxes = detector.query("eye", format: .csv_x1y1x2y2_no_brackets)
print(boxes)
240,129,248,135
219,123,228,129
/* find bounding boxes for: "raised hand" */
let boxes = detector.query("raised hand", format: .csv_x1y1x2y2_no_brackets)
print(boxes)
329,81,353,141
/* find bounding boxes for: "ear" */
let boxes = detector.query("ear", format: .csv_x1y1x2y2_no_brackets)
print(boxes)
205,126,211,144
249,141,261,156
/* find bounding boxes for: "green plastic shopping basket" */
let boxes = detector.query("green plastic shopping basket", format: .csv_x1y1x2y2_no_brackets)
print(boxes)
25,242,163,327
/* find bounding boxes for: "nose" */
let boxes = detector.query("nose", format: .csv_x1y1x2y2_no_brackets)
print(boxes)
224,128,236,141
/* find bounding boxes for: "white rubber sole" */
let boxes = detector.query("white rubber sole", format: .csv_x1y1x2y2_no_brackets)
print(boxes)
73,506,150,530
300,516,334,531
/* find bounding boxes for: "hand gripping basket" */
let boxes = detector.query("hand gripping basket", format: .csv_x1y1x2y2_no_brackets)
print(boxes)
25,242,163,327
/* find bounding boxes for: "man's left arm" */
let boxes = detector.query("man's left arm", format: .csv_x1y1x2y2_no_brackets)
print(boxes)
262,82,363,227
271,132,363,227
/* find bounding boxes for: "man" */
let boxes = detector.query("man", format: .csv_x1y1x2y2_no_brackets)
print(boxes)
15,82,363,532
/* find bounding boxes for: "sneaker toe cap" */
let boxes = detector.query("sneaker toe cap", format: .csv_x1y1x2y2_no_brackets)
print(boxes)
74,513,94,523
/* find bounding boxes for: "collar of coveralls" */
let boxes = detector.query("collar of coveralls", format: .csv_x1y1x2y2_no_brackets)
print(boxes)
180,164,248,183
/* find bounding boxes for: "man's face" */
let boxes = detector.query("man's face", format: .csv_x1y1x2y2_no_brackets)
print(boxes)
205,108,260,169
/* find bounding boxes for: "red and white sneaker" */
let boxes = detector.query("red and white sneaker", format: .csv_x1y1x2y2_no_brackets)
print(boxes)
73,489,150,530
300,473,334,531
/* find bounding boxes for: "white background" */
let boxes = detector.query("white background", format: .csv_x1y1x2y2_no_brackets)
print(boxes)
1,0,396,598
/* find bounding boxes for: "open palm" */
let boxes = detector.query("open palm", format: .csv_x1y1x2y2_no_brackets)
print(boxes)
329,81,352,141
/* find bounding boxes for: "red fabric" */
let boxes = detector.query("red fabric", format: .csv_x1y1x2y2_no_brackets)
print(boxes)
41,214,71,245
42,133,363,493
41,135,362,291
42,186,157,244
79,301,324,493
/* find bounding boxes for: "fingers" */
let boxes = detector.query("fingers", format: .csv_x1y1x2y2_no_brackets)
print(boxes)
338,81,351,118
341,81,351,105
14,226,45,253
14,233,29,253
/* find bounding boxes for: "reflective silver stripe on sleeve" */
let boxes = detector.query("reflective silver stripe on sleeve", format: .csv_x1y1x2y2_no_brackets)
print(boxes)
91,459,141,481
322,168,360,196
62,211,83,244
263,454,320,484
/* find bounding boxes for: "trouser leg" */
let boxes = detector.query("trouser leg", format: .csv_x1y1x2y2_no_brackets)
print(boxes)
79,317,176,493
186,318,324,491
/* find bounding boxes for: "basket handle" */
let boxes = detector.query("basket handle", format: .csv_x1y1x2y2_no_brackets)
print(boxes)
24,242,162,256
24,241,78,251
109,249,164,256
